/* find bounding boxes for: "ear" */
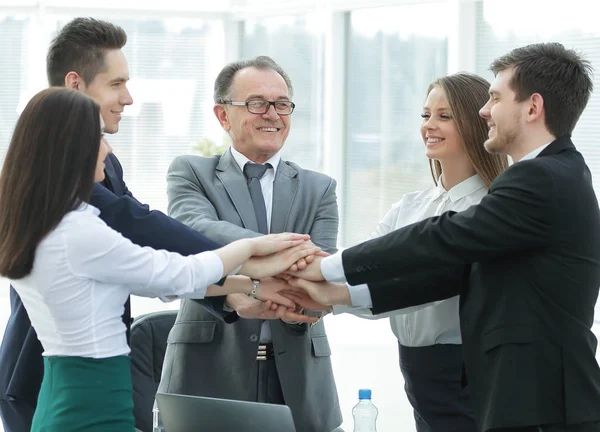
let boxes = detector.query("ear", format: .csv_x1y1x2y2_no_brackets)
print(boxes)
64,71,83,90
527,93,545,123
213,104,231,131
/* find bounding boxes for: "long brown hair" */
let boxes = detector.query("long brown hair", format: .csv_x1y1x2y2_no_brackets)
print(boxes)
0,87,101,279
428,73,508,187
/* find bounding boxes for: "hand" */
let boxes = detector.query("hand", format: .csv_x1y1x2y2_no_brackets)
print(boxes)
226,294,318,324
253,277,297,309
286,255,326,281
240,243,321,279
249,233,311,256
288,244,331,272
279,289,331,312
285,277,352,306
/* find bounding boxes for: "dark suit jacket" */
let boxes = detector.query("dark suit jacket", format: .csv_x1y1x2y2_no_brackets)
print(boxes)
0,153,223,432
341,137,600,431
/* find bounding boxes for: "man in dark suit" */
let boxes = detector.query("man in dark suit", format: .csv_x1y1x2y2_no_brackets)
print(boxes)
288,43,600,432
0,17,228,432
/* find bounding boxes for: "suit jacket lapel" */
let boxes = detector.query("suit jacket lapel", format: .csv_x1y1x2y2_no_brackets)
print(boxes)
271,160,299,234
216,149,260,232
103,154,124,196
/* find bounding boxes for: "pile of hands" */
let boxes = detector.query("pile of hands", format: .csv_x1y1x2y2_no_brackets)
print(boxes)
230,233,351,324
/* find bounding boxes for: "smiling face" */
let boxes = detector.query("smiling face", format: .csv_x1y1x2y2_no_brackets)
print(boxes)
80,49,133,134
213,67,291,163
479,68,526,157
421,86,465,163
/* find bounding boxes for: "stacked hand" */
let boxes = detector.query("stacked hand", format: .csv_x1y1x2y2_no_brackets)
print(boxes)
239,233,322,280
230,234,350,322
234,277,318,324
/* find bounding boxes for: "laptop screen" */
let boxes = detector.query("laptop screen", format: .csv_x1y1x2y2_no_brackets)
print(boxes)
155,392,297,432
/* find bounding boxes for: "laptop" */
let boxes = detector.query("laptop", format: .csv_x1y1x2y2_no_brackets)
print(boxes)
155,392,297,432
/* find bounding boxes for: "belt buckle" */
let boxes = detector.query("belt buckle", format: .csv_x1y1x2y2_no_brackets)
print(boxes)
256,344,272,361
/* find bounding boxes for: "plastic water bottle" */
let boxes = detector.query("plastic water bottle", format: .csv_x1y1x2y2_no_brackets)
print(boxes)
152,398,164,432
352,389,378,432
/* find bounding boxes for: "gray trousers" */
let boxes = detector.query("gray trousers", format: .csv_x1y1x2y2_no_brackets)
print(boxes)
246,358,285,404
245,358,344,432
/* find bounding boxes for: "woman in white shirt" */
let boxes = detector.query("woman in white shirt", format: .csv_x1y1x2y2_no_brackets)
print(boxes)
367,73,507,432
287,73,508,431
0,87,318,432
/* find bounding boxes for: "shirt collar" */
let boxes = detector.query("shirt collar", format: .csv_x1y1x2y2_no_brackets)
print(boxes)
230,146,281,177
75,201,100,216
434,174,486,203
519,142,552,162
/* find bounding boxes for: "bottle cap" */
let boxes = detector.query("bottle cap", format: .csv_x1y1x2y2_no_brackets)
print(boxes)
358,389,372,400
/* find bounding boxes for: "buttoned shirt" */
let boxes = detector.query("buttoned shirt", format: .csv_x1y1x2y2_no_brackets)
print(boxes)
330,175,487,346
230,146,282,342
11,204,223,358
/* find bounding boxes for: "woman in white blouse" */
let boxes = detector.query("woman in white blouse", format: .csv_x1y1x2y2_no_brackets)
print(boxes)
368,73,508,432
287,73,508,431
0,87,318,432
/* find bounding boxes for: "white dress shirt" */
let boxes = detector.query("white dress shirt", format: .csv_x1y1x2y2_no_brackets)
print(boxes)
230,146,281,342
327,175,487,346
518,142,551,162
11,204,224,359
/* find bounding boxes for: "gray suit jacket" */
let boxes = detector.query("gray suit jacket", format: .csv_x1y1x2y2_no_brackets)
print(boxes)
159,149,342,432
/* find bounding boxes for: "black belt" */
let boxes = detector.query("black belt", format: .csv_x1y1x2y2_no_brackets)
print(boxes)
256,343,274,361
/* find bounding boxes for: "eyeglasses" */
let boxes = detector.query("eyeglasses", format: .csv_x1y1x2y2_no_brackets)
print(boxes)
223,99,295,115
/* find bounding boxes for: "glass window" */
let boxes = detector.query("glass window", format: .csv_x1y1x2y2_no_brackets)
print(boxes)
0,16,29,163
241,15,326,172
345,3,448,246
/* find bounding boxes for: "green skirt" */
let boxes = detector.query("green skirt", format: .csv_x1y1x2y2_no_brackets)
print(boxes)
32,355,135,432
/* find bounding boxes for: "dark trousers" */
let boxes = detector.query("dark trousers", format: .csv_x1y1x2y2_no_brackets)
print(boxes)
490,421,600,432
246,358,285,404
0,398,35,432
399,343,476,432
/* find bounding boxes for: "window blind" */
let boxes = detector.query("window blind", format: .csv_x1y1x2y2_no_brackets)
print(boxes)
240,14,326,172
0,16,29,164
345,3,448,246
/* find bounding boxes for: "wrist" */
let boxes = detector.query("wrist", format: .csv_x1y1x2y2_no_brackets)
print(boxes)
245,237,259,257
248,279,260,299
225,293,247,310
330,283,352,306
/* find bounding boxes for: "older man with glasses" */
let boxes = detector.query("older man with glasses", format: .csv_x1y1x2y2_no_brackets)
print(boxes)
158,56,343,432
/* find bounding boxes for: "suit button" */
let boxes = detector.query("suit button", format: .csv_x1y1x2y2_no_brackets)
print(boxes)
249,334,259,343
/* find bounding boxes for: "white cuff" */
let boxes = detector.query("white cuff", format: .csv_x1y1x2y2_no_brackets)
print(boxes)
174,251,223,300
201,251,225,286
159,250,224,301
347,283,373,308
321,253,346,282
